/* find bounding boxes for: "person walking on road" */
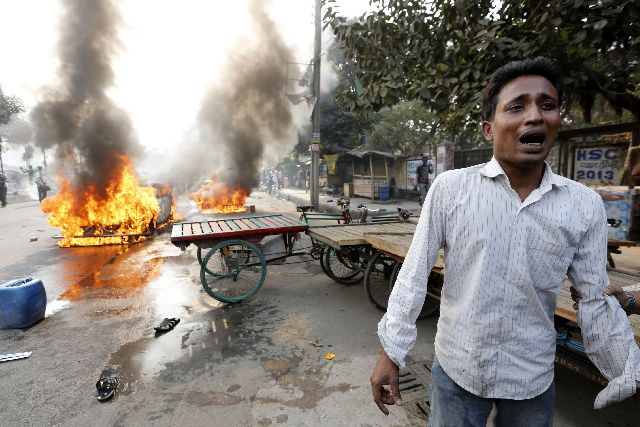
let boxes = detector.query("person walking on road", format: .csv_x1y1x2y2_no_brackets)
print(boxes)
415,156,433,206
35,166,49,202
370,57,640,426
0,172,8,207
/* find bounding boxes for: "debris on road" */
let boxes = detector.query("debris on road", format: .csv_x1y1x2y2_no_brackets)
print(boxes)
95,369,119,402
324,353,335,360
0,352,32,363
309,337,323,347
154,317,180,335
29,237,38,242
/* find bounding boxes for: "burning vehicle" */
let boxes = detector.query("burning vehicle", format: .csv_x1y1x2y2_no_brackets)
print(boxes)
42,155,174,247
190,177,250,214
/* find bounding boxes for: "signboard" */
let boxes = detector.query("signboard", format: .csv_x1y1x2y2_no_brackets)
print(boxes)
406,159,422,188
308,143,320,152
573,146,626,185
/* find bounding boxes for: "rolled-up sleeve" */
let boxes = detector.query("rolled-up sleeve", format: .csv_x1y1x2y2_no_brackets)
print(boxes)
377,173,448,368
567,195,640,409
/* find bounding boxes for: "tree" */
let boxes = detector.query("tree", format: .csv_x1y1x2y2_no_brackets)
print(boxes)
0,85,25,125
326,0,640,135
369,100,470,155
21,144,34,167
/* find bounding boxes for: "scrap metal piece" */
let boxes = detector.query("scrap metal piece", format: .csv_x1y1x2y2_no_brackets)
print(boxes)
0,352,32,362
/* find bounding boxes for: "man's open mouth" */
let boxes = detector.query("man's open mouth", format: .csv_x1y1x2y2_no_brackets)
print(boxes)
519,132,545,147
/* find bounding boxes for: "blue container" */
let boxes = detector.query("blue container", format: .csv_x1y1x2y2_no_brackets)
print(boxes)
379,186,389,201
0,278,47,329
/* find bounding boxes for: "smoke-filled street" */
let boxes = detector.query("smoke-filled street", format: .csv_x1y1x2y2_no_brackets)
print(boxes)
2,0,640,425
0,193,638,426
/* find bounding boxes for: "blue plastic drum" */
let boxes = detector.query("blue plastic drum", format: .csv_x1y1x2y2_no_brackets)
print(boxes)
0,278,47,329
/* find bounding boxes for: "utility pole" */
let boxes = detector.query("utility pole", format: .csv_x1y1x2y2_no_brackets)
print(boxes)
310,0,321,208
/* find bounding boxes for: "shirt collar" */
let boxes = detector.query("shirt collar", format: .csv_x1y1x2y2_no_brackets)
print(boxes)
480,156,568,189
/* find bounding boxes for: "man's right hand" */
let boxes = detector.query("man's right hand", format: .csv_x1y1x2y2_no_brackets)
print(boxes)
370,348,402,415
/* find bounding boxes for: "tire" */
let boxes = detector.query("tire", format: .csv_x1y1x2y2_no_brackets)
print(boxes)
200,239,266,303
323,247,363,285
365,255,442,319
197,246,204,265
364,252,397,311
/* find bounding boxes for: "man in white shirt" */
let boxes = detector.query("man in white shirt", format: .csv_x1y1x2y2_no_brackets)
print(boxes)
370,57,640,425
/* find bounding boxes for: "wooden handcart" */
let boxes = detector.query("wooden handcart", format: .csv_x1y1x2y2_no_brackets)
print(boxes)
171,214,308,302
325,225,640,385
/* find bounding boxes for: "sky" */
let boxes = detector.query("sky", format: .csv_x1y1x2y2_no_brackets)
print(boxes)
0,0,372,165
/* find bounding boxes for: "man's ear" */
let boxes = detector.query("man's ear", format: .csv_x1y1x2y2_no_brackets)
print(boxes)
482,121,493,141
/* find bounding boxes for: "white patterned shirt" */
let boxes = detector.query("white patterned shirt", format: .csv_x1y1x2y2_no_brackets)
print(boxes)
378,157,639,408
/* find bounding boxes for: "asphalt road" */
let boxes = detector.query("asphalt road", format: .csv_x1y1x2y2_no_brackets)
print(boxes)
0,192,638,426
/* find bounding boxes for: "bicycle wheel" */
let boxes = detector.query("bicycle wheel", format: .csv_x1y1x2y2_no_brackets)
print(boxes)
388,262,441,319
198,245,250,276
323,247,363,285
200,239,267,303
364,252,397,311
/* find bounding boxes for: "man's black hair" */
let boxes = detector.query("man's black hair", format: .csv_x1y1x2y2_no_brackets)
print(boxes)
481,57,562,121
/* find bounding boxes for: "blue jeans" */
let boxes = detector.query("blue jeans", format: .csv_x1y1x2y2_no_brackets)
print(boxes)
418,183,429,205
428,358,554,427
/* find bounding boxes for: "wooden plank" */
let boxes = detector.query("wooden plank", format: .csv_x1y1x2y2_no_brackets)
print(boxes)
170,224,184,238
200,222,213,235
208,221,223,234
266,215,292,227
364,233,414,259
238,218,260,230
258,216,282,229
217,220,232,232
272,215,300,226
233,219,252,231
224,219,241,231
555,276,640,344
249,217,270,229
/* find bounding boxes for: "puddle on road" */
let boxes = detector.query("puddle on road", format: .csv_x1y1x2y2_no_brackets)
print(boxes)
106,302,282,395
60,257,164,302
45,240,191,317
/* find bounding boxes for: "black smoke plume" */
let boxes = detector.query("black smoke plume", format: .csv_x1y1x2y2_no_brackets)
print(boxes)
189,0,295,191
30,0,141,191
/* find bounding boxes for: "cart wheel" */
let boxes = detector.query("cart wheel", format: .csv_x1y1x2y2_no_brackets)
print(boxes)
323,247,363,285
199,245,251,276
364,252,397,311
319,246,328,275
200,239,266,303
197,246,204,265
388,262,441,319
309,243,324,260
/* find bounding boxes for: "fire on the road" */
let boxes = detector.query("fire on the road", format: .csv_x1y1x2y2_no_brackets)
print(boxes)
190,177,248,213
42,155,160,247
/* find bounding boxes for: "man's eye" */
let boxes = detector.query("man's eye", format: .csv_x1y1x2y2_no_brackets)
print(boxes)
541,102,556,111
508,104,524,112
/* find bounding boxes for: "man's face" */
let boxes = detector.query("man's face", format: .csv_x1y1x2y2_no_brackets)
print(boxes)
482,75,561,170
422,158,428,165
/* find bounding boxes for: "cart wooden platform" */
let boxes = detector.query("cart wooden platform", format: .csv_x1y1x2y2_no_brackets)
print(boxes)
171,214,308,302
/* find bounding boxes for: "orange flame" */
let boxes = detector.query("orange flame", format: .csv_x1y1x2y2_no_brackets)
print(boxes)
190,177,248,213
42,155,160,247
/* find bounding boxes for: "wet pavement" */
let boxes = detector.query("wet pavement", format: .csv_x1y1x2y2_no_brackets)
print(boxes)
0,192,639,426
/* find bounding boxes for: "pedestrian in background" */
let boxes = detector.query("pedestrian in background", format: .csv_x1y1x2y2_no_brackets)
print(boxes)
0,172,8,207
35,166,49,202
415,156,433,206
